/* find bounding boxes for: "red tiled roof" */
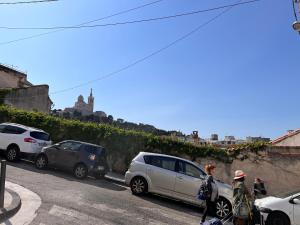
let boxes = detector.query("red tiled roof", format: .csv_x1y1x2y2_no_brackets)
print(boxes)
271,129,300,144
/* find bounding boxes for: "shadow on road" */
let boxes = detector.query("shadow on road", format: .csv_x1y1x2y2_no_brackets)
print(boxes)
0,155,127,192
139,193,203,216
0,154,208,219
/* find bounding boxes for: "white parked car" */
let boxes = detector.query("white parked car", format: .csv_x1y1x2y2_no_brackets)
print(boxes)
255,190,300,225
0,123,52,161
125,152,233,219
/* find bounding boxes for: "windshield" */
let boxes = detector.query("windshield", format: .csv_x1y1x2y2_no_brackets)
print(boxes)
276,190,300,198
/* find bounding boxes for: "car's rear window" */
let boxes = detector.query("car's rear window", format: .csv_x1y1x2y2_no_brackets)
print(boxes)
30,131,50,141
85,145,105,156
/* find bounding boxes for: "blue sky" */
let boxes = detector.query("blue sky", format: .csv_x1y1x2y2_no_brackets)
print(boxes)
0,0,299,139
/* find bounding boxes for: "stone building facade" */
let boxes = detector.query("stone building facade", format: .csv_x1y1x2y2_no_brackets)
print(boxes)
4,85,52,113
65,89,94,116
0,64,53,113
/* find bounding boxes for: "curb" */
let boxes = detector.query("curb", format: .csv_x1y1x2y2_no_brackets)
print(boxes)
0,188,22,223
104,174,126,186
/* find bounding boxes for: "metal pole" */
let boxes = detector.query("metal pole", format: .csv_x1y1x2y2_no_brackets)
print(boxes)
0,160,6,208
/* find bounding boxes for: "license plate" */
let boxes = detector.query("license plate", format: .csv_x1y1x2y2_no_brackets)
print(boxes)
39,143,47,147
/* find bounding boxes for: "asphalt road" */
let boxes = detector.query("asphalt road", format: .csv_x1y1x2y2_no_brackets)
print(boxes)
2,158,207,225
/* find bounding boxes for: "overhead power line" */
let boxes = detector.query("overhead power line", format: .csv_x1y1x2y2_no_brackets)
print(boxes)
0,0,260,100
0,0,261,31
0,0,58,5
292,0,298,21
50,0,255,95
0,0,163,45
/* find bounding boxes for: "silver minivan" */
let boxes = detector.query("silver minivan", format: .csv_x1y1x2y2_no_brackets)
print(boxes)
125,152,233,219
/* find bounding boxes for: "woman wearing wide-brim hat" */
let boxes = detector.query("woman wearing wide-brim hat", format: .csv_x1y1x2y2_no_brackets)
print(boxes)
232,170,252,225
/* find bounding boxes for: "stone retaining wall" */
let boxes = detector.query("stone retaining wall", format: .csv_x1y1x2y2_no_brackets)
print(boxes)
195,148,300,195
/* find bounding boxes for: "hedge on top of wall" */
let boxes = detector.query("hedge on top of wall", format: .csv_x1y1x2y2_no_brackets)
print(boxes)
0,105,267,172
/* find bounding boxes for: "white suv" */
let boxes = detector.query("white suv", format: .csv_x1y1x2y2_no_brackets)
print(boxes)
0,123,52,161
125,152,233,219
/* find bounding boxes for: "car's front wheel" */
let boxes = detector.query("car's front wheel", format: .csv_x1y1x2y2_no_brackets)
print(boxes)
130,177,148,195
74,164,88,179
267,212,290,225
216,197,232,219
35,154,48,169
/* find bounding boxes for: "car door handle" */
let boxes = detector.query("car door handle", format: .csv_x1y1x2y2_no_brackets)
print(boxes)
177,176,183,180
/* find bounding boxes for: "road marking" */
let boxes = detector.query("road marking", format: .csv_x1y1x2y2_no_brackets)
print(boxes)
1,181,42,225
79,202,170,224
139,207,199,224
49,205,111,225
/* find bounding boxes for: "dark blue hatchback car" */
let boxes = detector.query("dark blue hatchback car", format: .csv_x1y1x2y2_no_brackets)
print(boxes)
35,140,109,179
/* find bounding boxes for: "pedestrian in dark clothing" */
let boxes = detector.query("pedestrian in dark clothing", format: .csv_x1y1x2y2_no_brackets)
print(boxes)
253,178,267,199
200,164,219,224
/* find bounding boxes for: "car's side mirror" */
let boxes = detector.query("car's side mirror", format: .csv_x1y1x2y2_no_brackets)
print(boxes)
200,174,205,180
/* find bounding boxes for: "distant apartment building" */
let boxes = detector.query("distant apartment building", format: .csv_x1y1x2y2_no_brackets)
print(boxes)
0,64,53,113
224,136,235,141
172,131,250,147
211,134,219,141
206,134,245,147
246,136,271,143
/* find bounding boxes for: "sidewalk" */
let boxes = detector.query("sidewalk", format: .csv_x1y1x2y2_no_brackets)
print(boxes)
1,181,41,225
0,186,21,223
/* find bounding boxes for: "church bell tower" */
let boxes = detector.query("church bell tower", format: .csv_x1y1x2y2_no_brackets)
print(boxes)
88,88,94,113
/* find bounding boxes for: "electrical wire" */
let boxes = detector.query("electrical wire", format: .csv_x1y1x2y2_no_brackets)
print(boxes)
292,0,298,21
0,0,58,5
0,0,260,30
0,0,259,100
0,0,164,45
50,0,247,95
